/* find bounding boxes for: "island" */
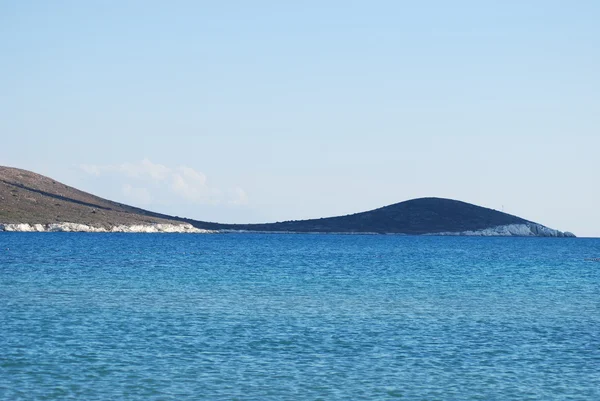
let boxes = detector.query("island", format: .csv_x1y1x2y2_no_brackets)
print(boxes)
0,166,575,237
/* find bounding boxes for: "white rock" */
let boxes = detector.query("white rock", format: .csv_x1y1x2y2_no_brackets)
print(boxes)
1,223,35,232
0,222,213,233
429,223,574,237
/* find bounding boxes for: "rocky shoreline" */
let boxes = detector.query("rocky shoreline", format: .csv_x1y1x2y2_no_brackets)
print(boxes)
0,222,577,236
0,222,214,233
427,223,576,237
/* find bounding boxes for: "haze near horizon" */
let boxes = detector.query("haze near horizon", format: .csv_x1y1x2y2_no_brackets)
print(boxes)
1,1,598,236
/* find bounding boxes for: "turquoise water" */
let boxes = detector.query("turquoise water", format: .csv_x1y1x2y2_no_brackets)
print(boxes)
1,233,599,400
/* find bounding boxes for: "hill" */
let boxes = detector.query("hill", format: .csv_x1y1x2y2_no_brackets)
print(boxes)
212,198,528,233
208,198,574,236
0,166,574,236
0,166,196,231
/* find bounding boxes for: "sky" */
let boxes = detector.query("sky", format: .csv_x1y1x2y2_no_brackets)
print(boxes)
1,1,599,236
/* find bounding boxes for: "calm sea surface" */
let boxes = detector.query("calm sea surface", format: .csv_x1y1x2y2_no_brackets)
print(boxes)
1,233,599,400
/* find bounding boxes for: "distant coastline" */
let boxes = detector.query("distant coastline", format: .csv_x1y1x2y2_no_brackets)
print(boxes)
0,222,575,237
1,166,576,237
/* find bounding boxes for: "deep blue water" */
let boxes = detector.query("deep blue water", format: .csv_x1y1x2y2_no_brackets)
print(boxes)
0,233,599,400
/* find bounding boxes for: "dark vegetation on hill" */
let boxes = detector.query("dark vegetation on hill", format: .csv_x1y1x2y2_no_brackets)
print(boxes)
1,166,534,234
196,198,531,234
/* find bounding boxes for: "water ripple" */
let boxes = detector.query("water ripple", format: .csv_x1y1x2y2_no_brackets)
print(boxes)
1,234,599,400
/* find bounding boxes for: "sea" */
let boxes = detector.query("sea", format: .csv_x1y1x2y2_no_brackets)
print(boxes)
1,233,599,400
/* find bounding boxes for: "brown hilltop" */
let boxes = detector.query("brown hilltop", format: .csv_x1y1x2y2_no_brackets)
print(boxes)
0,166,181,228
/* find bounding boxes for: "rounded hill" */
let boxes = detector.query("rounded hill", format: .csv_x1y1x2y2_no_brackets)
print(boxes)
218,197,531,234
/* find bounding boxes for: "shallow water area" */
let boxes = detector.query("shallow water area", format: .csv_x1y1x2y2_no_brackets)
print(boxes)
1,233,599,400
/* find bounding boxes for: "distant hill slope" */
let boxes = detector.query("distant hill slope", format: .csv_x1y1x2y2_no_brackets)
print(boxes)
207,197,531,234
199,199,575,236
0,166,183,227
0,166,574,236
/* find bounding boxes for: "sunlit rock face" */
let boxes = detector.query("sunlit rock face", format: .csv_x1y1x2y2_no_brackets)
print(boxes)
0,222,575,237
108,224,211,233
429,223,576,237
0,223,213,233
0,223,46,232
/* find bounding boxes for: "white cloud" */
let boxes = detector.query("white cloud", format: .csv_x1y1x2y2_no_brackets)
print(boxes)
80,159,247,206
81,158,170,181
228,187,249,205
170,170,219,203
80,164,102,176
120,159,171,181
122,184,152,205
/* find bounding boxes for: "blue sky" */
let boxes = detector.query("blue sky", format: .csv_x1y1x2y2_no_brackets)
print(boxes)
1,1,599,236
